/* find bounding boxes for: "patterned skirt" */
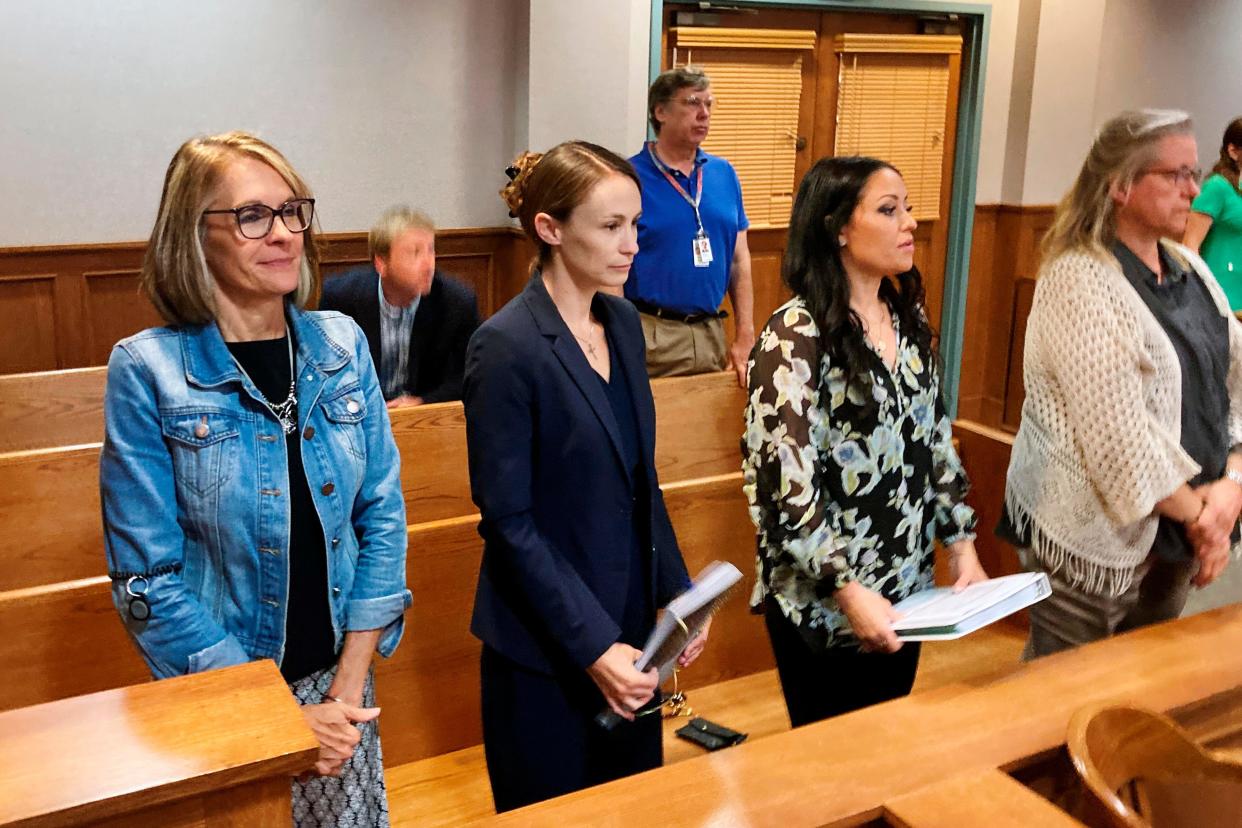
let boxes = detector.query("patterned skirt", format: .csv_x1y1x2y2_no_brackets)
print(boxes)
288,666,390,827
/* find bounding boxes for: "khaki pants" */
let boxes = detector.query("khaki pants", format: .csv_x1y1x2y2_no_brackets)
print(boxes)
639,313,727,378
1019,548,1195,660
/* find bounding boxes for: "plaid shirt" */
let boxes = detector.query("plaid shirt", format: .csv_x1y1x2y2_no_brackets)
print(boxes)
377,278,420,400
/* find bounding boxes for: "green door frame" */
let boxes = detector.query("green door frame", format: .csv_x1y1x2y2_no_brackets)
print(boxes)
648,0,991,415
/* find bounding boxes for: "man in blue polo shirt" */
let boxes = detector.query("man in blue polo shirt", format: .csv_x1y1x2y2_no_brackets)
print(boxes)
627,66,754,387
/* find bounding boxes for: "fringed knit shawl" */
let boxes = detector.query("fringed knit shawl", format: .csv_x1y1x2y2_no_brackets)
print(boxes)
1005,240,1242,596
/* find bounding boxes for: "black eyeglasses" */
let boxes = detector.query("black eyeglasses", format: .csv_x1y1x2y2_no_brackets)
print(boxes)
202,198,315,239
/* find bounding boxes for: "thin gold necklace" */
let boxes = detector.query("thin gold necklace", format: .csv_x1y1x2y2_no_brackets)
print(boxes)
857,304,892,355
571,320,601,359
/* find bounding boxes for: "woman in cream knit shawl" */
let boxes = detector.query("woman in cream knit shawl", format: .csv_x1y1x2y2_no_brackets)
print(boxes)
1004,110,1242,659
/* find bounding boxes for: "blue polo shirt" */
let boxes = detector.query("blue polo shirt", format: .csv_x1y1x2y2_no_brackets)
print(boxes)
627,145,748,315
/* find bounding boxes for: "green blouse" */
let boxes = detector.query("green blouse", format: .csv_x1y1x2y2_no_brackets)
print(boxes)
1191,173,1242,310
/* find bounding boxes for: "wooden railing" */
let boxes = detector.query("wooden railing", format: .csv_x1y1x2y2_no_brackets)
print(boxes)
0,660,316,827
484,604,1242,826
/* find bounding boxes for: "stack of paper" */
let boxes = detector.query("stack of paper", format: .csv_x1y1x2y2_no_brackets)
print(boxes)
888,572,1051,641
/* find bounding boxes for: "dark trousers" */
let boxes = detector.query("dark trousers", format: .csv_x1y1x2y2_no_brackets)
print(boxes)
480,645,663,813
764,603,921,728
1019,548,1195,660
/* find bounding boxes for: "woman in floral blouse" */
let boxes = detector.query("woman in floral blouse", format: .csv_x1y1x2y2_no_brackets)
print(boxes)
743,156,988,727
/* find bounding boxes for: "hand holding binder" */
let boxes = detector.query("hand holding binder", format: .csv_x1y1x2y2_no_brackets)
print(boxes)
594,561,742,730
587,643,660,723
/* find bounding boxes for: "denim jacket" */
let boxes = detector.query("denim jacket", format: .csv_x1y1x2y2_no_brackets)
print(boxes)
101,304,411,680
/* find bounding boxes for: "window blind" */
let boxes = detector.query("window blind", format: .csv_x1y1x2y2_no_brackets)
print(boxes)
671,27,814,229
834,34,962,222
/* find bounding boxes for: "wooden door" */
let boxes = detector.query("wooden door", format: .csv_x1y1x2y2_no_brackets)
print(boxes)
663,5,964,337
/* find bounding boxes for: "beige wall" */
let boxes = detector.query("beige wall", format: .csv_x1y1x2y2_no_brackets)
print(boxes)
1094,0,1242,172
526,0,651,154
1020,0,1109,204
4,0,1241,244
979,0,1242,206
974,0,1021,204
0,0,527,246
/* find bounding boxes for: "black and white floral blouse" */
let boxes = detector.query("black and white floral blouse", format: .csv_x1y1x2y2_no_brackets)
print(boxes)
742,297,976,650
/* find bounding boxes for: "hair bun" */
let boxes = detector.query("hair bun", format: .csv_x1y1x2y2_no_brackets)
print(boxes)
500,150,544,218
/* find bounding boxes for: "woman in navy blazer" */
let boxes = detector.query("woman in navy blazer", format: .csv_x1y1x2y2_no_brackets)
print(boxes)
464,141,709,812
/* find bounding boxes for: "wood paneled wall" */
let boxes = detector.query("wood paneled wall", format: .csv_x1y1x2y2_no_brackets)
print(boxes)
0,228,532,374
956,203,1055,430
2,204,1050,428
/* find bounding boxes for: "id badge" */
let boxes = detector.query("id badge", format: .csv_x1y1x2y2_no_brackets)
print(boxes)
692,232,713,268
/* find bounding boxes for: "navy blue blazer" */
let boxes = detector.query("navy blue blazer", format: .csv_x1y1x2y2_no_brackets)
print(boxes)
464,274,692,675
319,266,480,403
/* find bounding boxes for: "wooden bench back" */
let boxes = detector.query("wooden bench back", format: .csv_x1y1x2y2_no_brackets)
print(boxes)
0,471,766,765
0,372,745,590
0,366,106,453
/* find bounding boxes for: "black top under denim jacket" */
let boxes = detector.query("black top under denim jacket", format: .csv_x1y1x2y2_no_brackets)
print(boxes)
227,329,336,681
999,240,1233,561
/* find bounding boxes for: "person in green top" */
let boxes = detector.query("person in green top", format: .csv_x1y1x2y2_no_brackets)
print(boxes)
1185,117,1242,311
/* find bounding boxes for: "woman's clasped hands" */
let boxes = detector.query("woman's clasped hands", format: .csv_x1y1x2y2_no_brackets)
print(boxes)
300,700,381,778
1189,477,1242,587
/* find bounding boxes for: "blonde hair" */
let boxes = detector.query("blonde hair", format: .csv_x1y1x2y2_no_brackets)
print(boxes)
141,131,320,325
369,206,435,262
500,141,640,267
1043,109,1194,261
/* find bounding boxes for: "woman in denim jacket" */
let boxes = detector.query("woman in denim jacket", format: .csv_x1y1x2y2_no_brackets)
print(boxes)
101,132,411,826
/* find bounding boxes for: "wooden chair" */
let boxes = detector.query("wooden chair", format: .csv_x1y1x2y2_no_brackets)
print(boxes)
1067,703,1242,828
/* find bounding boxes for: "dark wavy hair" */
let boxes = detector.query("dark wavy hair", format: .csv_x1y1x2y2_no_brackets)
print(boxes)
1212,116,1242,188
784,155,936,398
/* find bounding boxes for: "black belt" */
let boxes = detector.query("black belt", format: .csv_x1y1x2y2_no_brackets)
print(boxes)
631,298,727,324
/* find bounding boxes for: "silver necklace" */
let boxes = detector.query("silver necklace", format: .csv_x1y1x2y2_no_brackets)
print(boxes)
233,334,298,435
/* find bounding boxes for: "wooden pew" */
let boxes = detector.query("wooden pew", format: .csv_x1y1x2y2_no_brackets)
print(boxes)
0,470,765,727
380,370,746,523
0,660,316,827
0,366,106,453
483,604,1242,826
0,371,767,824
0,372,747,590
0,445,103,591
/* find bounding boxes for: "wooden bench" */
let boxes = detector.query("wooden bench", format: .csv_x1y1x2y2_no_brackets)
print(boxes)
0,368,783,822
952,419,1020,578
